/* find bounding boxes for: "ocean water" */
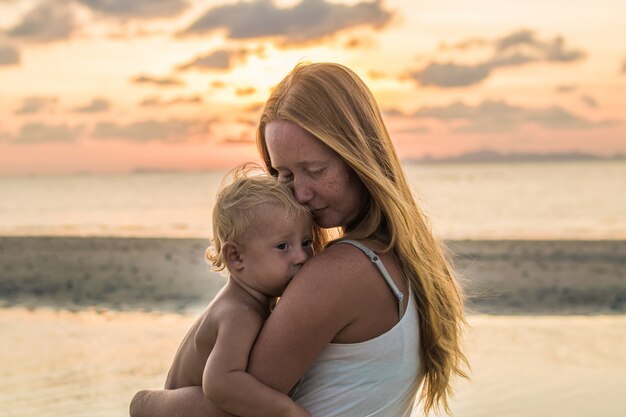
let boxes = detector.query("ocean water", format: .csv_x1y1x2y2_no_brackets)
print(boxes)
2,309,625,417
1,160,625,239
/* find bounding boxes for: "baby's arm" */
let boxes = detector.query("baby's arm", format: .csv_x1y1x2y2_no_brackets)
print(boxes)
203,306,311,417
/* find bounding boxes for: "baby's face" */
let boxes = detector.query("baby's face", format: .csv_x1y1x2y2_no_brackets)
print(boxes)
237,204,314,296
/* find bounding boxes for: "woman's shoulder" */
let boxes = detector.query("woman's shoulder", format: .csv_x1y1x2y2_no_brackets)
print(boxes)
308,240,373,271
295,239,389,291
286,239,407,344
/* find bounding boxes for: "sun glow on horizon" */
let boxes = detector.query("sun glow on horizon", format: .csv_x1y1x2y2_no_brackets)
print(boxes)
1,0,625,175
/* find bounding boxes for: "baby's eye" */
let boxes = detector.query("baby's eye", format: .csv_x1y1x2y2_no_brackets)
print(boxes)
302,239,313,247
275,242,288,250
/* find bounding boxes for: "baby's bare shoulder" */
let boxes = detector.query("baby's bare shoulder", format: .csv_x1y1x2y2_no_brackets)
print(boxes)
203,290,265,334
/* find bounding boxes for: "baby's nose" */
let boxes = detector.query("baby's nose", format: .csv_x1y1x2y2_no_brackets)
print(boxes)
293,247,312,266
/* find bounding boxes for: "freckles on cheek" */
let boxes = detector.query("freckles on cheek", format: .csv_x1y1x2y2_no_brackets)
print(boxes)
328,174,346,193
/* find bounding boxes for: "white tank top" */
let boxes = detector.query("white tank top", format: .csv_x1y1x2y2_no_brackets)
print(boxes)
290,240,424,417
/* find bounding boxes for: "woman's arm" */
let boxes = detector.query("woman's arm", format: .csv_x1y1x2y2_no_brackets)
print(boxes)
202,307,311,417
248,247,367,392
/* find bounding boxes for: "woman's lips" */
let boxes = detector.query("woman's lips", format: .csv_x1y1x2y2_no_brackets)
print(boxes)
311,207,326,216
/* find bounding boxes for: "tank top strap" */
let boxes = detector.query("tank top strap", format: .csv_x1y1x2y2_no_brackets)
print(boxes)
335,239,405,319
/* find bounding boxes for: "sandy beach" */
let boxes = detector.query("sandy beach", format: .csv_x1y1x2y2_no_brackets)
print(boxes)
1,237,624,314
1,237,625,416
1,308,625,417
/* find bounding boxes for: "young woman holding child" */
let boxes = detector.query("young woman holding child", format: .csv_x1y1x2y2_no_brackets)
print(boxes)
131,62,468,417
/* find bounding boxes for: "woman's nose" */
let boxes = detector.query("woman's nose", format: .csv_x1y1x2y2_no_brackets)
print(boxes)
293,178,313,204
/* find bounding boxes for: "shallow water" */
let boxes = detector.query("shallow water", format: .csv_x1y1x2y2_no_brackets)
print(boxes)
1,308,625,417
2,161,625,240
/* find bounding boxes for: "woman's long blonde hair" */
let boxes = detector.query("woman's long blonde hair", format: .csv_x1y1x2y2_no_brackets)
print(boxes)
257,62,468,414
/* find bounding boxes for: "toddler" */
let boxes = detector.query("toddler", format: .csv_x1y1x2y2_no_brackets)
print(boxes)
163,169,314,417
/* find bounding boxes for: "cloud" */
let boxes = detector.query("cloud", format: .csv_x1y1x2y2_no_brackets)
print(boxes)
542,37,585,62
131,74,184,87
556,84,577,93
92,119,206,142
495,30,584,62
223,132,255,144
244,102,264,114
179,0,392,44
408,99,618,133
396,126,431,134
210,80,227,89
176,48,251,71
73,98,111,113
0,42,19,65
495,29,537,51
411,29,586,88
367,69,388,80
413,62,492,87
382,107,405,117
344,36,375,49
580,95,598,109
77,0,189,18
6,1,78,42
105,26,167,39
15,97,58,115
236,117,257,127
10,123,82,144
439,37,488,51
140,95,203,107
235,87,256,96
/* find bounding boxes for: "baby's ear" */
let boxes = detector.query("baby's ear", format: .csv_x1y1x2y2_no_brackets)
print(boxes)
222,241,244,272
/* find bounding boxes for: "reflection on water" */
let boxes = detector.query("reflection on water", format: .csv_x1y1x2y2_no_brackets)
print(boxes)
0,308,192,417
2,308,625,417
1,161,625,239
403,161,626,239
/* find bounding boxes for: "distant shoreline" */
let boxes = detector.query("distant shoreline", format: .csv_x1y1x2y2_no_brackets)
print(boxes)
1,153,624,177
1,237,624,315
402,150,626,164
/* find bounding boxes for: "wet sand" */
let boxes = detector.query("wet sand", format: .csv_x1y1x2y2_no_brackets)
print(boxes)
1,237,625,416
1,308,625,417
1,237,624,314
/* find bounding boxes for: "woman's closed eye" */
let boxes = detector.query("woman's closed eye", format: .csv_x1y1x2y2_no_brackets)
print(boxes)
276,171,293,183
305,167,325,178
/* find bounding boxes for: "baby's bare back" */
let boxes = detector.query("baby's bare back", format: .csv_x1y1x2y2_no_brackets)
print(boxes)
164,303,219,389
163,283,268,389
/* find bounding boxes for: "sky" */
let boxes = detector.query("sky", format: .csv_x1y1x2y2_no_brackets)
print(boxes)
0,0,625,175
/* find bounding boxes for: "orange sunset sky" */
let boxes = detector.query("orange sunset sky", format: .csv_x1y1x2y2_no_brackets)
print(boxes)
0,0,625,175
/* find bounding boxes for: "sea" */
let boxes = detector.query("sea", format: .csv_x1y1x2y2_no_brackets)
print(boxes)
1,160,625,239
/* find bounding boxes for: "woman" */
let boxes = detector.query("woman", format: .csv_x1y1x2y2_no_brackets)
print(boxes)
131,62,467,417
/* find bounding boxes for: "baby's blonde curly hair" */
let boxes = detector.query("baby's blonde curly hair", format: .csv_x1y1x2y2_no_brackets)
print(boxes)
206,164,311,272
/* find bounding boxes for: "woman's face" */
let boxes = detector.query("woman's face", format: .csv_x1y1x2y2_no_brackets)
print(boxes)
265,120,367,229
